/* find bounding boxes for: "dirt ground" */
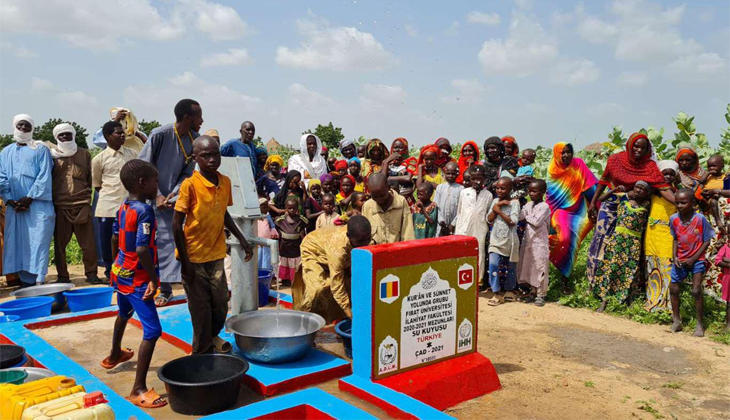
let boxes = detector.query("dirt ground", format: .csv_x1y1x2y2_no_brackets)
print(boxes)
4,266,730,420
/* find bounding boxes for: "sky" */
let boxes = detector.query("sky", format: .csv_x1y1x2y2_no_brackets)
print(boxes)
1,0,728,150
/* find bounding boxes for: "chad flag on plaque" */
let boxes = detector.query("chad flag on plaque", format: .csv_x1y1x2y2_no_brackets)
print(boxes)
379,274,400,304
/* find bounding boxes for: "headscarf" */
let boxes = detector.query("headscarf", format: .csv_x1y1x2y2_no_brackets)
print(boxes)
50,123,78,158
390,137,418,175
657,160,679,173
366,138,389,161
339,174,357,199
434,137,454,168
547,142,599,212
417,144,441,167
482,136,519,190
334,160,348,171
675,145,706,190
307,179,322,194
258,197,269,206
362,138,390,179
340,138,355,152
600,132,668,190
12,114,40,150
288,134,327,180
457,141,480,184
203,128,220,138
274,170,302,210
109,107,144,152
319,173,334,183
264,154,284,171
348,156,361,166
255,146,268,157
501,135,519,157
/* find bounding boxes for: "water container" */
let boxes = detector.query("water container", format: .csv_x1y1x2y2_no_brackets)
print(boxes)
0,370,28,385
0,315,21,323
21,392,115,420
63,287,113,312
0,376,84,420
258,269,273,307
0,297,54,320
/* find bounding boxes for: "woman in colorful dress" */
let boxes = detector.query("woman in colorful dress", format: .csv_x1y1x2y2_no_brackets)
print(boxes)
257,154,285,200
456,141,480,185
361,138,389,182
546,142,598,279
381,137,417,199
416,144,444,192
587,132,672,285
592,181,652,311
483,136,519,193
347,157,365,192
644,161,681,312
434,137,455,169
501,135,520,160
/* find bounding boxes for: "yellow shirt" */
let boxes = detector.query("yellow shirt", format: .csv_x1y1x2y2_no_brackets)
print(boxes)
705,174,726,190
644,195,675,259
361,192,415,244
91,146,138,217
174,171,233,263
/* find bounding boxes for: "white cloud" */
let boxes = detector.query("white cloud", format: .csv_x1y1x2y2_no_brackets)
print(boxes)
668,53,727,81
0,42,39,59
478,12,558,77
276,18,396,71
549,59,600,86
577,17,618,44
446,21,461,36
0,0,248,51
467,11,500,26
441,78,488,104
359,84,407,109
405,24,418,37
616,71,648,86
31,77,54,92
289,83,338,108
57,90,99,108
586,102,626,116
200,49,252,68
27,77,98,108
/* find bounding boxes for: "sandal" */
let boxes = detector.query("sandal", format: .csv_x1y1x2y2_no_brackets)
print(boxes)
487,295,504,306
155,292,172,307
504,291,516,302
213,336,232,354
127,388,167,409
521,294,536,303
101,348,134,369
534,297,546,307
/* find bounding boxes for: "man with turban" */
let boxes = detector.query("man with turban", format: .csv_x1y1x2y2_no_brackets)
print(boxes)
0,115,55,287
47,124,101,284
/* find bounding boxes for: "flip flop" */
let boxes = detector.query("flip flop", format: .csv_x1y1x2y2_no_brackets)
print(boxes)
503,291,516,302
100,348,134,369
127,388,167,409
487,295,503,306
155,293,172,307
213,337,232,354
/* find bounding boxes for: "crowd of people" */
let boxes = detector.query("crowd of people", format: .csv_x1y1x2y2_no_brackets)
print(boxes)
1,98,729,407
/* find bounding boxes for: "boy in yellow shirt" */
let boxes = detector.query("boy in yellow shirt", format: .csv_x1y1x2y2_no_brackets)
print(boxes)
173,136,253,354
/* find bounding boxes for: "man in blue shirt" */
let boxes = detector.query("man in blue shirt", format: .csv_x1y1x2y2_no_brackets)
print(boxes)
220,121,260,178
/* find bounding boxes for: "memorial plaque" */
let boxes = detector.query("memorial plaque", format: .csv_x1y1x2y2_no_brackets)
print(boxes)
372,257,477,380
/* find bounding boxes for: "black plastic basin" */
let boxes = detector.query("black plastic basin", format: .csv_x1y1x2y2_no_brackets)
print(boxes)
157,354,249,415
0,344,26,369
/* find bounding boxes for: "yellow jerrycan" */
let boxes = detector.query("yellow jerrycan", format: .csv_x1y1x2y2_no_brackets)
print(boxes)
21,391,115,420
0,376,84,420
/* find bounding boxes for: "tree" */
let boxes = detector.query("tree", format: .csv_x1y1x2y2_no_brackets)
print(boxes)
304,123,345,153
0,134,13,150
35,118,89,149
139,119,161,135
253,136,264,148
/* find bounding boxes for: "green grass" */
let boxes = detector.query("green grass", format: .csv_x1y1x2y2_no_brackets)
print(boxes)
636,400,664,419
661,381,684,390
545,232,729,345
584,381,595,388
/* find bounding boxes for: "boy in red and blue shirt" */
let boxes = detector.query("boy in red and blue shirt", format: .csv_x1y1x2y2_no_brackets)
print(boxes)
669,189,715,338
101,159,166,409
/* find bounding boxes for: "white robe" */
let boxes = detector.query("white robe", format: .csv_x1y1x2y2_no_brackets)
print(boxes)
287,134,327,182
454,187,493,281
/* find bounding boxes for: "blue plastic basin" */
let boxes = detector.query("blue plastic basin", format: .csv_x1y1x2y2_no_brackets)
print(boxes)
0,297,54,320
258,270,273,308
335,319,352,358
0,315,20,323
64,287,114,312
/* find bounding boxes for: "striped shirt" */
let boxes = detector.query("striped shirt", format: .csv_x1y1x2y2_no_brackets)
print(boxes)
111,199,159,293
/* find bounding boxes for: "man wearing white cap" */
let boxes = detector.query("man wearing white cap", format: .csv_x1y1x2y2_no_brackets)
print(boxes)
0,114,55,287
48,123,101,284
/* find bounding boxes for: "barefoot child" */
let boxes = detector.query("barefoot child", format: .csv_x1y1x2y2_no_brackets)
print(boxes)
670,189,715,337
173,136,253,354
413,183,438,239
487,177,521,305
517,180,551,306
276,197,309,286
102,159,166,409
434,161,463,237
455,165,493,289
316,193,338,229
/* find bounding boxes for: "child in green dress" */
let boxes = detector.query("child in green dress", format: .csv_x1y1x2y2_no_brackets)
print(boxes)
413,183,438,239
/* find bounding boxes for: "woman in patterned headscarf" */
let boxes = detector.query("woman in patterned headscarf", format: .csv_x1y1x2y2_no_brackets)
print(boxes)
361,138,390,182
257,155,285,200
482,136,519,193
381,137,417,198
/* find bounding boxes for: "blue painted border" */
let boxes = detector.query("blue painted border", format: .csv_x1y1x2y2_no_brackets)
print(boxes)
350,248,373,379
267,290,293,304
201,388,377,420
340,375,453,419
0,305,153,420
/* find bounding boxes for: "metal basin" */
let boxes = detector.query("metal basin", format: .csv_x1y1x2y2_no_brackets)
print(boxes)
225,310,325,364
11,284,75,312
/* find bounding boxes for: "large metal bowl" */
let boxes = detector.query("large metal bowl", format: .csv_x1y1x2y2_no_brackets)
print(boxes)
225,310,325,364
10,283,75,312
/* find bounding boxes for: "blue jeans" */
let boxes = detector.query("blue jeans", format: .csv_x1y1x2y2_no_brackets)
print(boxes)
97,217,115,279
488,252,516,293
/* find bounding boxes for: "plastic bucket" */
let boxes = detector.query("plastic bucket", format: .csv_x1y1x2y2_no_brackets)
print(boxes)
0,297,54,320
64,287,114,312
258,270,273,307
0,315,20,323
0,369,28,385
335,319,353,358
